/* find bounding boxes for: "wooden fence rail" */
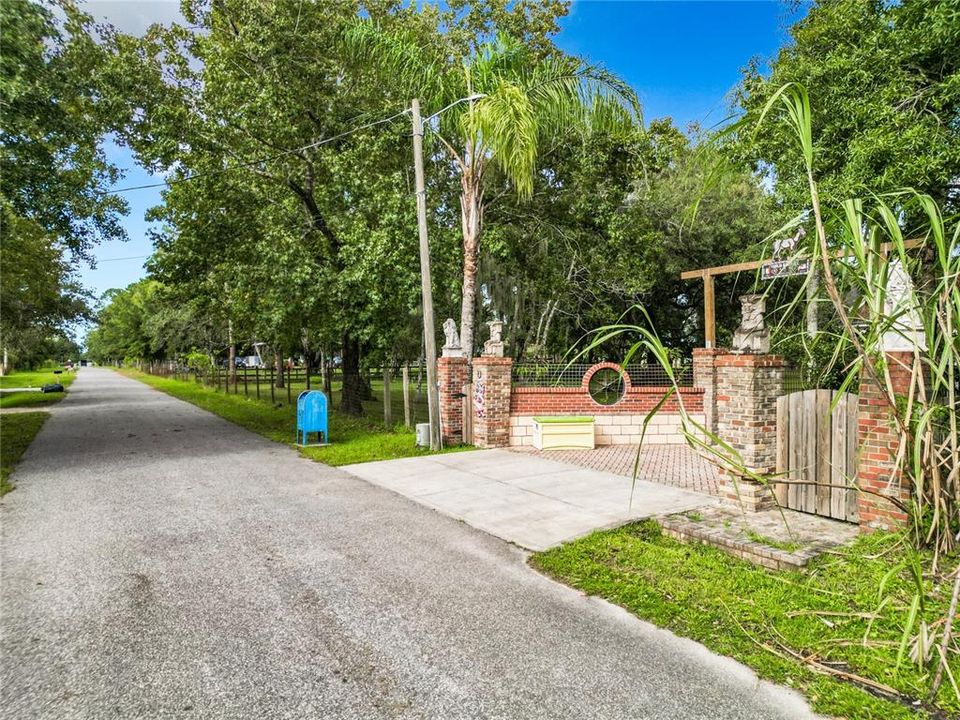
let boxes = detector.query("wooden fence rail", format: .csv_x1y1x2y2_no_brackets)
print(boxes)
140,361,429,429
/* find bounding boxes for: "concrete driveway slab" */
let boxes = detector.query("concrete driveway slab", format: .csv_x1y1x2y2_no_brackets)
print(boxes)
342,449,718,551
1,369,814,720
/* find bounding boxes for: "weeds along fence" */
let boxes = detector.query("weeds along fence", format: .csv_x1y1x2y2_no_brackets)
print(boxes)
139,361,432,427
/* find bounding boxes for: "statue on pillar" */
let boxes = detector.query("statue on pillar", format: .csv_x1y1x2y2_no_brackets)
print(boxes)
732,294,770,353
442,318,465,358
482,320,505,357
882,259,926,351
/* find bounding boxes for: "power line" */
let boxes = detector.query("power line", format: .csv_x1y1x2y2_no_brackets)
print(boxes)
95,255,151,262
101,96,476,197
102,108,412,195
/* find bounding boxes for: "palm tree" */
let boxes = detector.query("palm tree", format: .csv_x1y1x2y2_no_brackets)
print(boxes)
345,23,640,357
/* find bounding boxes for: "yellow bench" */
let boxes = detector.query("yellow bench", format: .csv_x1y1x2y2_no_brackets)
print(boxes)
532,416,595,450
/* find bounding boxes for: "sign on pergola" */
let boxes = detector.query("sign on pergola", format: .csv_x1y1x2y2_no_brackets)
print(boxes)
681,238,922,348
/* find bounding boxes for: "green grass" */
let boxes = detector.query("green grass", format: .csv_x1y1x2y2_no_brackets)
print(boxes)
0,367,76,389
532,521,960,719
0,367,75,409
121,369,471,466
743,529,803,553
0,390,68,409
0,411,49,495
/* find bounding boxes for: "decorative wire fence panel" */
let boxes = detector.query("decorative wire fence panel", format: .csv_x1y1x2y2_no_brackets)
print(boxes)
781,366,850,395
783,368,808,395
512,362,693,388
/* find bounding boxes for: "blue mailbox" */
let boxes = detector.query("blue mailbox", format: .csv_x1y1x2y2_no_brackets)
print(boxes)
296,390,329,446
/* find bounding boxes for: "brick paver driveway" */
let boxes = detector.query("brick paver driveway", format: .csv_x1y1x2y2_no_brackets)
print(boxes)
512,443,721,495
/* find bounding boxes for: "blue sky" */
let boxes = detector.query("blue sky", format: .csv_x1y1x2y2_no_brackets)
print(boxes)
78,0,806,300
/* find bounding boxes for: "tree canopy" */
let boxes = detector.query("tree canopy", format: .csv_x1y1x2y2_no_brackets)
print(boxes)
81,0,783,383
735,0,960,213
1,0,126,369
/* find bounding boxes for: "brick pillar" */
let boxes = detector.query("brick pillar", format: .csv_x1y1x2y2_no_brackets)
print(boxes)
472,356,513,449
715,353,785,511
856,351,913,531
693,347,727,436
438,356,468,446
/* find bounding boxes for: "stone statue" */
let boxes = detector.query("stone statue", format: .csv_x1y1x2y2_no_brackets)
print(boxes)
483,320,505,357
732,294,770,353
882,259,926,351
442,318,465,358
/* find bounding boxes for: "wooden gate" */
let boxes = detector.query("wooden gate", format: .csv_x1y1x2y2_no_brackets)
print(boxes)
775,389,859,522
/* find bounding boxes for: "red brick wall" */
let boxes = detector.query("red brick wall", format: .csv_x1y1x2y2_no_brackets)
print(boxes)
438,356,468,446
857,351,913,531
510,386,703,415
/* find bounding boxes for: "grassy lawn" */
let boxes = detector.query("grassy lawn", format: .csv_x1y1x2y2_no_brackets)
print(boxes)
0,389,68,409
120,369,470,466
0,367,76,389
0,367,75,409
532,521,960,720
0,412,49,496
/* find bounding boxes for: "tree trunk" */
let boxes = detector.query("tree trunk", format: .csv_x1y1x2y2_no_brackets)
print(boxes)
322,349,333,400
509,287,524,362
340,333,363,416
458,174,483,360
227,319,236,387
540,255,575,351
1,347,7,376
274,351,284,388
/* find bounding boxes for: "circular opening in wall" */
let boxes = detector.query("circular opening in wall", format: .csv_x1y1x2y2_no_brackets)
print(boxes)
587,366,626,406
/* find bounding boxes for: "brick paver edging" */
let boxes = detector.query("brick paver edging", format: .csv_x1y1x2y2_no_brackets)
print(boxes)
658,515,828,571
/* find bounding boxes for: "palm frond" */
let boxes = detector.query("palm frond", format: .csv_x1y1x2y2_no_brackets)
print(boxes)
470,82,538,196
341,19,455,104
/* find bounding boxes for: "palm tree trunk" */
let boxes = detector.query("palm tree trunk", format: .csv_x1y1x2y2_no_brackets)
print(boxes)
459,174,483,359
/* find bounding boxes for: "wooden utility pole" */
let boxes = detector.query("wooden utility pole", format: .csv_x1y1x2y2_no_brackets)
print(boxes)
412,98,441,450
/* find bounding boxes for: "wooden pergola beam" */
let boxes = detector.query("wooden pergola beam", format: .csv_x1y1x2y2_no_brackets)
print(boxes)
681,238,924,348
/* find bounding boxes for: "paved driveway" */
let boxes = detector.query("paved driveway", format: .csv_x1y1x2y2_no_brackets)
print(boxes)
1,369,816,719
343,450,717,550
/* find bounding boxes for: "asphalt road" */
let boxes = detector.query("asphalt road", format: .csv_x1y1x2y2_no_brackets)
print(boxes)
1,368,818,719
